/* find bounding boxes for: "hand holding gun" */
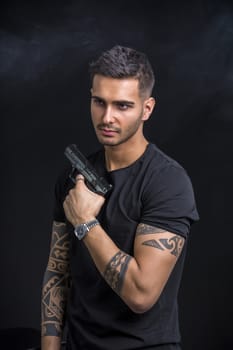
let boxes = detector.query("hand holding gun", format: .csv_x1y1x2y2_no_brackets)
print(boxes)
64,144,113,197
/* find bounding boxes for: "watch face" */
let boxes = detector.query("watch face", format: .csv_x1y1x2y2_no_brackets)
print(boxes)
74,224,87,240
74,220,99,240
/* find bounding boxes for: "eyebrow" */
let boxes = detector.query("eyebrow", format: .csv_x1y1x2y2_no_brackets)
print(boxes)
91,95,135,106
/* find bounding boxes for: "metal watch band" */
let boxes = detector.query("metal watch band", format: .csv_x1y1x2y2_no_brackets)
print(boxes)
86,219,100,231
74,219,100,240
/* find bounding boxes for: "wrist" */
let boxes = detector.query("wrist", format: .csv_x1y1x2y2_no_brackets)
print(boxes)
74,216,96,226
74,219,100,240
41,335,61,350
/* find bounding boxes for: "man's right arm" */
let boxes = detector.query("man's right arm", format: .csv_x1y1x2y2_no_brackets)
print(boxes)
41,221,70,350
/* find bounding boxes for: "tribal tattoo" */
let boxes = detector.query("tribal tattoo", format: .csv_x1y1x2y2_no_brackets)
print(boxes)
41,221,70,337
104,251,132,295
142,236,184,257
136,223,184,257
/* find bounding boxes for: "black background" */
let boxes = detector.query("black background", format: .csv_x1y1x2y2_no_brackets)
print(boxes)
1,0,233,349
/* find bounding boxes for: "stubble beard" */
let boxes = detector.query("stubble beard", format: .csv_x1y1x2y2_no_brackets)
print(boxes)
96,114,144,148
98,118,141,147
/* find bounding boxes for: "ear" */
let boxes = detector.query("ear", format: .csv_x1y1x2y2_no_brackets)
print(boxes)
142,97,156,121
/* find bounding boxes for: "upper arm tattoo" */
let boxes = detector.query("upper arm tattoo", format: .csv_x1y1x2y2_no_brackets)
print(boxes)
103,251,132,295
41,221,71,337
136,223,185,258
142,236,184,257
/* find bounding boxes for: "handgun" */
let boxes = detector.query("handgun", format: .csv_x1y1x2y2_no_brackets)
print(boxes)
64,144,113,197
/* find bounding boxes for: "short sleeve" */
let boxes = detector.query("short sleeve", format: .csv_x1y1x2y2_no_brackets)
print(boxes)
141,165,199,238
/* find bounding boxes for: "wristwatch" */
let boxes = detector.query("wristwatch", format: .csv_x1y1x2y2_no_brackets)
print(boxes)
74,219,100,240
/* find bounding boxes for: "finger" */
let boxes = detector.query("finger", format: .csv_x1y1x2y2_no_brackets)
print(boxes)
63,199,67,211
64,194,70,202
76,174,84,182
63,195,71,209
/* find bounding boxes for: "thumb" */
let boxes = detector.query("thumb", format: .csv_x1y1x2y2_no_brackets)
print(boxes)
76,174,85,183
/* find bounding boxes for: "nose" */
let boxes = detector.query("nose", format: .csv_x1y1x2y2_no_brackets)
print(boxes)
102,106,114,124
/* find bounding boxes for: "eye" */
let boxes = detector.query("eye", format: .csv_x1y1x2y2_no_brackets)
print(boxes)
116,102,131,111
92,98,105,107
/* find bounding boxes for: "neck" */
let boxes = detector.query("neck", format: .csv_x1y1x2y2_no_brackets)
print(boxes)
104,137,149,171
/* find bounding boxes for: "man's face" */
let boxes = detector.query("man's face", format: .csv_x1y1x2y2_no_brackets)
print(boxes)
90,75,154,147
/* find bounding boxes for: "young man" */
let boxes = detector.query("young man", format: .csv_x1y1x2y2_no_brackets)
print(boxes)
41,45,199,350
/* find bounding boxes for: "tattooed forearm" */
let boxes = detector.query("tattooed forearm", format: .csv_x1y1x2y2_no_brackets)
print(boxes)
103,251,132,295
142,235,184,257
136,223,167,235
41,221,70,337
41,274,70,336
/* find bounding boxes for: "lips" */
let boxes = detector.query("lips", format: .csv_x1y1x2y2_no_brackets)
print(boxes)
98,126,119,136
100,129,118,136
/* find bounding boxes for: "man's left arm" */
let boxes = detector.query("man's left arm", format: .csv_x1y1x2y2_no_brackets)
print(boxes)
63,175,185,313
78,222,184,313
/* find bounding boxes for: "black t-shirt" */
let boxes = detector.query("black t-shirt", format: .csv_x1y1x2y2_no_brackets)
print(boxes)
53,143,199,350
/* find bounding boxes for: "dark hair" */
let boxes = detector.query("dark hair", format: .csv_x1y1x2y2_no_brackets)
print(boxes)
89,45,155,97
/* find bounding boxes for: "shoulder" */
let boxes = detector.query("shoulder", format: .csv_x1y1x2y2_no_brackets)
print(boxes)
141,143,185,176
141,144,199,235
143,143,193,191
